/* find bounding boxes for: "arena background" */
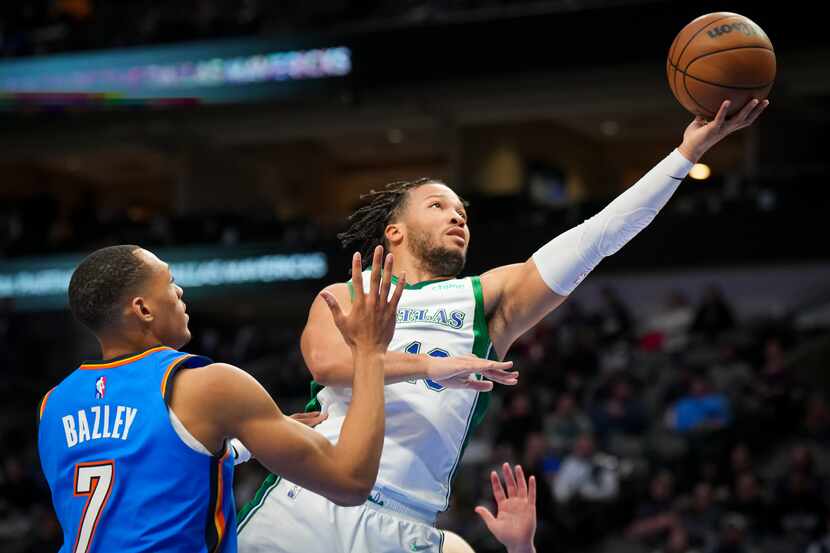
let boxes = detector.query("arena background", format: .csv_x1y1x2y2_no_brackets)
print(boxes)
1,1,829,552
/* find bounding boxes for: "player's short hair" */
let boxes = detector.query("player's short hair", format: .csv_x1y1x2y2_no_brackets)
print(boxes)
68,245,151,332
338,178,466,269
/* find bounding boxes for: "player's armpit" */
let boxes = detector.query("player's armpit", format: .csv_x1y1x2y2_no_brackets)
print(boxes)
480,263,567,360
171,362,375,506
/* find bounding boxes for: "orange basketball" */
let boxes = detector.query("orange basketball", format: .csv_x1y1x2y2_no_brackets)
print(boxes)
667,12,776,118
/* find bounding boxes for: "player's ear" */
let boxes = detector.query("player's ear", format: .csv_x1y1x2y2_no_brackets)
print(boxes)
385,222,404,247
130,297,154,323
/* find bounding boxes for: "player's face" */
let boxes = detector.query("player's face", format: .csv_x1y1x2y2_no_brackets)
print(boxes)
134,249,191,349
400,183,470,276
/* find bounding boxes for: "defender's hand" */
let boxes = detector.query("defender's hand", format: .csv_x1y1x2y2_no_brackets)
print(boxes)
289,411,328,428
428,355,516,392
678,98,769,163
475,463,537,553
320,246,405,354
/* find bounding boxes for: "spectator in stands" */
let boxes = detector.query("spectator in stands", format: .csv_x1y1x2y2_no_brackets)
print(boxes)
553,433,620,504
755,337,803,432
495,392,542,458
625,469,678,547
711,514,754,553
590,375,647,447
725,473,770,542
544,392,593,454
691,284,736,342
804,394,830,444
681,481,721,548
553,433,621,548
666,375,731,434
596,286,634,345
654,524,703,553
727,443,755,492
806,514,830,553
772,445,826,550
642,290,694,352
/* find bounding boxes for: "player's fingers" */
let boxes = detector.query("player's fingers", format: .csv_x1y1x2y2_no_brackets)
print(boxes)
368,245,383,302
481,369,518,385
320,291,346,325
515,465,528,497
490,470,506,504
351,252,365,305
291,411,325,420
529,475,537,506
745,99,769,127
379,253,394,304
306,412,328,426
502,462,518,498
737,98,760,124
474,506,497,529
290,412,328,427
465,378,494,392
713,100,730,129
291,411,319,419
389,271,406,312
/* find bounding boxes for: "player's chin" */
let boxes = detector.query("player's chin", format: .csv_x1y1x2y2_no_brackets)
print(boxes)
170,325,192,350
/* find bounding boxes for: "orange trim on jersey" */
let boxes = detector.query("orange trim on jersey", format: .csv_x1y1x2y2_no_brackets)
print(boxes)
212,448,230,550
160,354,194,398
39,386,56,419
79,346,172,370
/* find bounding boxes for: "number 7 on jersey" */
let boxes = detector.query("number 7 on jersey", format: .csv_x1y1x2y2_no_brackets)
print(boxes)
72,461,115,553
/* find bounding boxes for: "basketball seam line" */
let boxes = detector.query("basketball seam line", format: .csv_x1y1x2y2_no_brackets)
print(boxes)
672,15,736,95
682,71,713,117
668,60,775,90
682,45,775,73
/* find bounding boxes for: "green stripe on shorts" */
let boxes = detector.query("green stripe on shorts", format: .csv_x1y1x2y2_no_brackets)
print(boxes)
237,473,281,533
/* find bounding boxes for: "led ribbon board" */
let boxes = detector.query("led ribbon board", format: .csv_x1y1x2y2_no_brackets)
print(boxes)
0,247,328,310
0,37,350,105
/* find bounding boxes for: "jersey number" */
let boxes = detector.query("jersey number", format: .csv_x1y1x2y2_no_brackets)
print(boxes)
72,461,115,553
404,341,448,391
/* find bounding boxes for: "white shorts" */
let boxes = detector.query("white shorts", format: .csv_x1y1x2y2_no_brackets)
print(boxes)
237,476,446,553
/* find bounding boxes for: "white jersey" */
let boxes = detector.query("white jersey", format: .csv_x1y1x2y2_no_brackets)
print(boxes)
312,272,495,514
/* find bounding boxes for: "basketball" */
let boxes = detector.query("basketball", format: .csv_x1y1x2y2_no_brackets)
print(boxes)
667,12,776,118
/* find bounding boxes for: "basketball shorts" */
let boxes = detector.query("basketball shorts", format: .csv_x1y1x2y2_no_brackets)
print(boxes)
237,476,446,553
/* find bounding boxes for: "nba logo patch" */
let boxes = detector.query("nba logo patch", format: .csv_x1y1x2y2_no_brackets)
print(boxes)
95,376,106,399
287,485,301,500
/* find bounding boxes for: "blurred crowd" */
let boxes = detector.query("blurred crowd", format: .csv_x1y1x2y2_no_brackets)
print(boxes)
1,276,828,553
1,0,541,59
0,194,323,258
449,286,830,553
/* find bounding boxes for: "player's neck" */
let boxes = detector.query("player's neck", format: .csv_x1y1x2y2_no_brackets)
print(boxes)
390,252,453,286
97,331,164,361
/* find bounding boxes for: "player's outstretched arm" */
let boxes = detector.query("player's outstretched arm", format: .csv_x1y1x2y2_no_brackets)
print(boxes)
301,268,516,392
170,247,401,506
482,98,768,358
475,463,537,553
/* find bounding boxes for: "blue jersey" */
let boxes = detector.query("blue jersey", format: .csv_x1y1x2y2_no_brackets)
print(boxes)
38,345,237,553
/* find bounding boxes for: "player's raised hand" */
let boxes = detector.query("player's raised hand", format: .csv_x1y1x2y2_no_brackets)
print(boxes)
475,463,537,553
678,98,769,163
320,245,405,353
427,355,516,392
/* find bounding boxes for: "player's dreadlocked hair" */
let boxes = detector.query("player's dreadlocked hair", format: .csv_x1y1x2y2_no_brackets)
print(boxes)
338,178,452,269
